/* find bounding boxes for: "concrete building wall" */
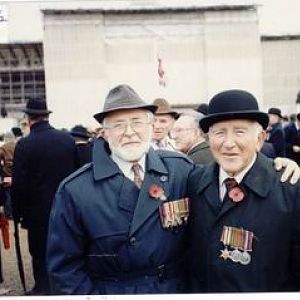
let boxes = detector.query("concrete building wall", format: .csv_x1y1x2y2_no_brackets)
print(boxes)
262,37,300,114
43,7,263,128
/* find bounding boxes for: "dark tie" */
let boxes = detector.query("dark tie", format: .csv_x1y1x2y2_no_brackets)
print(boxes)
132,163,143,188
223,177,238,204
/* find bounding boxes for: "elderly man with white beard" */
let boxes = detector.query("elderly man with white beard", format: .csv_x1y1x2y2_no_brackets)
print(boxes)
46,84,195,295
47,85,300,295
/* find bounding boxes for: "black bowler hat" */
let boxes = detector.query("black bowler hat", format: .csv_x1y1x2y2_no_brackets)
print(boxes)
94,84,157,123
199,89,269,133
70,125,90,139
22,97,52,115
268,107,282,119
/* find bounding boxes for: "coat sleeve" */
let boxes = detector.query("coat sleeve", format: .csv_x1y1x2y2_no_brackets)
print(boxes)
47,185,100,295
290,185,300,290
11,139,30,223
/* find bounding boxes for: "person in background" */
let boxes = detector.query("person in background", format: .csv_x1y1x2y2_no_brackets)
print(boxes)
188,90,300,292
195,103,208,115
284,112,300,165
19,118,30,137
151,98,178,151
170,111,214,165
11,127,23,141
70,125,92,168
11,97,78,295
267,107,286,157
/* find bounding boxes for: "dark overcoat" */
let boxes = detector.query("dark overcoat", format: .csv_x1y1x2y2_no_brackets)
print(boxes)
187,153,300,292
11,121,77,228
267,122,286,157
47,138,194,295
284,122,300,164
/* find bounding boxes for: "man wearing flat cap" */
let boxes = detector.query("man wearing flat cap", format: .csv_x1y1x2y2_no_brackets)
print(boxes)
151,98,178,151
11,97,78,295
187,90,300,292
267,107,286,157
47,84,194,294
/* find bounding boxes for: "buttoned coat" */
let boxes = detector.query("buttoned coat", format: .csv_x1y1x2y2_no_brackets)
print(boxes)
11,121,78,228
187,153,300,292
47,138,194,295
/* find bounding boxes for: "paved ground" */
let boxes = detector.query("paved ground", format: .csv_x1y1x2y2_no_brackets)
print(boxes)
0,221,34,296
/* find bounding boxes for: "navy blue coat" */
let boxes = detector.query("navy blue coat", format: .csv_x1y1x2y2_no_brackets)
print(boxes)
267,122,286,157
47,138,194,294
284,122,300,164
11,121,78,228
187,153,300,292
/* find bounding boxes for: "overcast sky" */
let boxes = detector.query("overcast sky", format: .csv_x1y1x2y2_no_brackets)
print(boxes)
258,0,300,34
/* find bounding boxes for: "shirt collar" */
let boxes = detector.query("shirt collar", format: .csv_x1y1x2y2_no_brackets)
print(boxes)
111,153,146,178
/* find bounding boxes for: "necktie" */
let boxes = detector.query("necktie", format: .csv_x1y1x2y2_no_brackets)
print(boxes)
132,163,143,188
223,178,238,204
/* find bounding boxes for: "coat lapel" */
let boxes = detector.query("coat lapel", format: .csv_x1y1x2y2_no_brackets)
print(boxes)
129,148,169,236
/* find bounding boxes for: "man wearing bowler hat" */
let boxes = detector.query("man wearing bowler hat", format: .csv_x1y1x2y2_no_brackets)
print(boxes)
47,84,194,294
187,90,300,292
267,107,286,157
11,97,78,295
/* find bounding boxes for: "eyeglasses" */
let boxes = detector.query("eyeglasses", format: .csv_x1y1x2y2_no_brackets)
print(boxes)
169,127,195,138
104,120,151,134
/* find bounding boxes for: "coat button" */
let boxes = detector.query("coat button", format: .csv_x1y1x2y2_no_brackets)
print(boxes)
129,237,136,245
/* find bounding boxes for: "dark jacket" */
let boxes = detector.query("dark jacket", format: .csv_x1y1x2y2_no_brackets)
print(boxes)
187,153,300,292
47,138,195,295
267,122,286,157
284,122,300,164
11,121,77,228
187,141,214,165
75,141,93,168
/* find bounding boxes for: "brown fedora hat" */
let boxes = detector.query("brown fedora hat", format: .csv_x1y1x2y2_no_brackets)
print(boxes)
152,98,179,119
94,84,157,123
22,97,52,115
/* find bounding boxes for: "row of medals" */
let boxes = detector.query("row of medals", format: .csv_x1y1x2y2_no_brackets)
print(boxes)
221,247,251,265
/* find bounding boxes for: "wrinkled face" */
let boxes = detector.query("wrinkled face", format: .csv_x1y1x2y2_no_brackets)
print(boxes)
208,119,265,176
152,114,175,142
170,116,199,154
103,109,154,162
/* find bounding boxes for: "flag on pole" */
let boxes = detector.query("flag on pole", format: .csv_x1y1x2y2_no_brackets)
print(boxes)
157,55,166,87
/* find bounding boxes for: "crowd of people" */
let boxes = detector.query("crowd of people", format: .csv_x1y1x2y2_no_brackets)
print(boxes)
0,86,299,295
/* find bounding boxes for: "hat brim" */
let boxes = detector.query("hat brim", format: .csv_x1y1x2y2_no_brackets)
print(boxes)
199,111,269,133
93,104,158,123
71,132,90,139
22,108,52,115
155,111,179,120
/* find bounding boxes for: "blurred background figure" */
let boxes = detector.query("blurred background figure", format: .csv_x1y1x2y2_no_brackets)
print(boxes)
70,125,93,168
0,132,17,219
19,119,30,137
284,112,300,165
11,127,23,141
151,98,178,151
170,111,214,165
195,103,208,115
267,107,286,157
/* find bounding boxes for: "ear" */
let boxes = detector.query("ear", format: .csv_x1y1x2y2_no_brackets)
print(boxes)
256,130,267,151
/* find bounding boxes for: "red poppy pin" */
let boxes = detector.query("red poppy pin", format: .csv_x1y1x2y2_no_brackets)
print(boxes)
148,184,167,201
228,187,246,203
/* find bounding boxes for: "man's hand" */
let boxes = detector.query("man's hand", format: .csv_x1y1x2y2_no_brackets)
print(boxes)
274,157,300,185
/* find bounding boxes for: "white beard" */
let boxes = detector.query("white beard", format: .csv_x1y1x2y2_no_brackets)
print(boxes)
110,136,152,162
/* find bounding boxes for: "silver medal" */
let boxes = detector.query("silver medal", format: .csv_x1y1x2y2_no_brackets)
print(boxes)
239,251,251,265
230,249,241,262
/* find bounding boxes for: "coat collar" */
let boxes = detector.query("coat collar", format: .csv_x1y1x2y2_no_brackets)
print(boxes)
92,138,168,181
187,140,209,156
29,120,52,132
